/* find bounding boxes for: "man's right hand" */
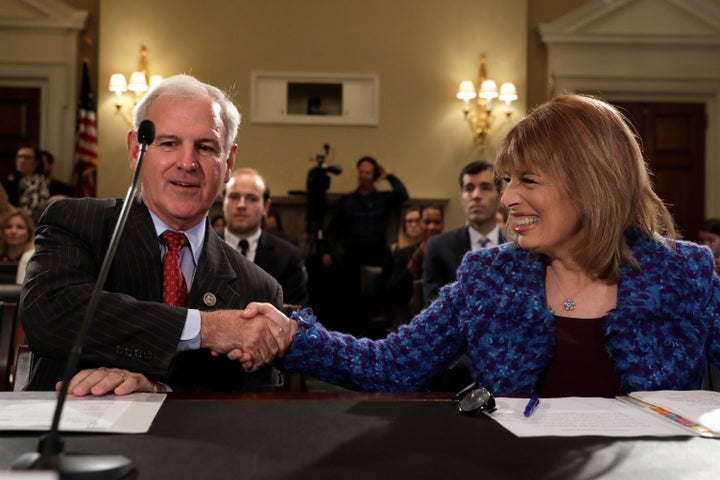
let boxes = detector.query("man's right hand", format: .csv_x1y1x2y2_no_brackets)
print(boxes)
220,303,299,371
200,309,294,371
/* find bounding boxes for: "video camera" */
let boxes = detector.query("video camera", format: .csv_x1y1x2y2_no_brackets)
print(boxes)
306,143,341,235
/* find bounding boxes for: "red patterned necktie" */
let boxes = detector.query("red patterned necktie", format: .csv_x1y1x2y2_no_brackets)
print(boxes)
160,230,189,306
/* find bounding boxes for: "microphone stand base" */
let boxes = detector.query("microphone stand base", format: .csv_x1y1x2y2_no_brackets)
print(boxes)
12,451,134,480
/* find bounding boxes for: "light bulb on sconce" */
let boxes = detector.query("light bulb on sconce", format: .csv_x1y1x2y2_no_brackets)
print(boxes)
456,53,518,151
108,45,163,126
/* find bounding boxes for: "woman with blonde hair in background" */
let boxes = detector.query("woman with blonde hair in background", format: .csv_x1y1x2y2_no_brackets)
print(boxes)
0,210,36,283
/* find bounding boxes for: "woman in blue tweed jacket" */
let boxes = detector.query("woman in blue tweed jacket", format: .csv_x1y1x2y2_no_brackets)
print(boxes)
62,94,720,398
269,94,720,397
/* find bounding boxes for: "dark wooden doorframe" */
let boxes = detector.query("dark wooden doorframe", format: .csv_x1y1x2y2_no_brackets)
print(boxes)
0,87,41,182
614,101,706,242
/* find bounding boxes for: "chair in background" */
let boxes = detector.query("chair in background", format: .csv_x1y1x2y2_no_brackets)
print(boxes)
359,265,387,337
0,283,22,303
0,262,19,284
12,344,32,392
0,301,19,390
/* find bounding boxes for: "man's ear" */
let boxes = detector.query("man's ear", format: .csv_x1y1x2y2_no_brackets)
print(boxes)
223,144,238,184
127,130,140,170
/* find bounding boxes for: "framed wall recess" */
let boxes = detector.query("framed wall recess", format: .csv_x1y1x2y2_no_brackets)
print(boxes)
250,71,379,126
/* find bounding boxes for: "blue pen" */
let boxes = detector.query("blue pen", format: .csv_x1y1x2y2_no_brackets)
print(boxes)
524,395,540,418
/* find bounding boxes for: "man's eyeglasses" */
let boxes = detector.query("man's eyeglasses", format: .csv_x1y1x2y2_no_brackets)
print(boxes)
453,382,496,416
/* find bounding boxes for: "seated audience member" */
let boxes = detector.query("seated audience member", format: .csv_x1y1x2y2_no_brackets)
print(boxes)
222,168,308,306
0,210,34,264
394,206,423,251
71,95,720,397
264,207,299,246
211,214,226,235
699,218,720,274
423,161,505,307
41,149,75,197
383,205,444,326
2,145,50,222
21,73,293,394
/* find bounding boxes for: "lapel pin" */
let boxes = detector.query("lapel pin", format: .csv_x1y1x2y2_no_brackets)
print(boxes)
203,292,217,307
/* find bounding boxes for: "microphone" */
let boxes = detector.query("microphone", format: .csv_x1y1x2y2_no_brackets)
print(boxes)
12,119,156,479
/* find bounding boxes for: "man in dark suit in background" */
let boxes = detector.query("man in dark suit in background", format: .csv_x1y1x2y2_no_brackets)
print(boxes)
41,149,74,198
420,161,504,391
221,168,308,306
20,74,294,395
422,161,505,306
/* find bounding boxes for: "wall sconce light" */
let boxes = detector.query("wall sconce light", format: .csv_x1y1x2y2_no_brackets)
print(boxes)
108,45,163,126
456,53,517,151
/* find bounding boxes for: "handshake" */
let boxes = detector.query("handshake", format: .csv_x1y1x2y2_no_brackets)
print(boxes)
58,303,296,397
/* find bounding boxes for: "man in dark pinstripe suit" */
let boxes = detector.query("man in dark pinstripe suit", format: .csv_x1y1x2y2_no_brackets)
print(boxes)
20,74,295,394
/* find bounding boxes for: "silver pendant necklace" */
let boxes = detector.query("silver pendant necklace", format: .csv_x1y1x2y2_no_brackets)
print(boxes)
548,265,580,312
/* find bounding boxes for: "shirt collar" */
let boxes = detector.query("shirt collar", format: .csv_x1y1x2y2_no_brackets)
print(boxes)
224,228,262,262
149,209,205,266
224,227,262,250
468,224,501,249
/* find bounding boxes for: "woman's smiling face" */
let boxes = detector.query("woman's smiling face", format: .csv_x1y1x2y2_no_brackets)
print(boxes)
501,167,583,260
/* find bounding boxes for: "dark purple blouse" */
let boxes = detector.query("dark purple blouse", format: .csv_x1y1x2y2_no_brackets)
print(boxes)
537,315,624,398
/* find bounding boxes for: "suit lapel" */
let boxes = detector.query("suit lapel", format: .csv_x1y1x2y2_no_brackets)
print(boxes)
253,232,274,270
111,198,164,301
189,224,241,310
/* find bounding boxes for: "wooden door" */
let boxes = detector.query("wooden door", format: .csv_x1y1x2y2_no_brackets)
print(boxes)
615,102,706,242
0,87,41,182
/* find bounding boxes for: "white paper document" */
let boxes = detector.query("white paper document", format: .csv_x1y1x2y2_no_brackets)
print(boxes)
0,392,166,433
486,396,714,438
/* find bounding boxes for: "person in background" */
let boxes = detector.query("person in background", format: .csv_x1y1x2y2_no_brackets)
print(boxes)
383,205,444,326
0,210,34,264
263,207,299,246
211,214,226,235
699,218,720,274
232,94,719,398
422,161,505,307
21,74,293,395
221,168,308,306
323,156,409,269
394,206,423,251
2,146,50,222
41,149,74,198
322,156,409,335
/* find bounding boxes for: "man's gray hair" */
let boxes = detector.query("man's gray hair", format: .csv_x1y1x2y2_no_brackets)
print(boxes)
133,74,241,154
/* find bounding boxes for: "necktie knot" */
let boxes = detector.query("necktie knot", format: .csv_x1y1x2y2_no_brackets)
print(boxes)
161,230,188,252
238,239,249,256
479,237,491,248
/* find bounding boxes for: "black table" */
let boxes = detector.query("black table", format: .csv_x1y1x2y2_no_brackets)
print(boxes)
1,392,718,479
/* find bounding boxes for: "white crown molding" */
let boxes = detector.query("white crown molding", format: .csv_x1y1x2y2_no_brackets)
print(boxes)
539,0,720,46
0,0,88,30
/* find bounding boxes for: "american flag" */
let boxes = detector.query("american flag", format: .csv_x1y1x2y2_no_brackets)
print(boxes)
71,60,98,197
